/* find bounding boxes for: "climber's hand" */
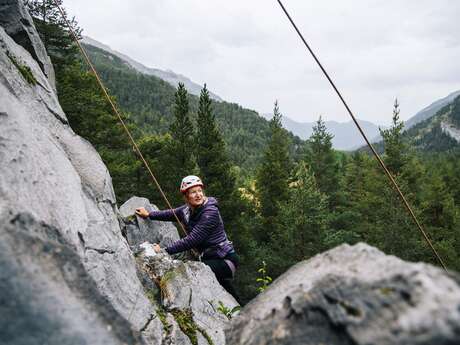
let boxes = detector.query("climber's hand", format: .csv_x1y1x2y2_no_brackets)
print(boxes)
135,207,149,218
153,243,161,253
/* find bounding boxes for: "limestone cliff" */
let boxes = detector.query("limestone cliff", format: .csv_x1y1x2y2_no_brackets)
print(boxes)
0,2,236,344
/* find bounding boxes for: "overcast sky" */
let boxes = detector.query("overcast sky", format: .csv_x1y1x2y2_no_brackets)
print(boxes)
64,0,460,125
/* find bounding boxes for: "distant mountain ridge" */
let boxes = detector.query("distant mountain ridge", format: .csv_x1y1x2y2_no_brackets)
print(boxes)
405,90,460,129
405,94,460,152
261,113,381,151
82,36,222,101
368,90,460,144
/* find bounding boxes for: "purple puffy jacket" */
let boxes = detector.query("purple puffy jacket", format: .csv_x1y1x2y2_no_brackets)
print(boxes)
148,197,234,258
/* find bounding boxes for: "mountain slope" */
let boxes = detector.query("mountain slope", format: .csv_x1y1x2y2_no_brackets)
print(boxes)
82,36,222,101
368,90,460,145
405,94,460,152
406,90,460,129
82,41,303,171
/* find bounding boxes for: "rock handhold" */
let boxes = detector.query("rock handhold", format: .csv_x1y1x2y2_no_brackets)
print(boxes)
226,243,460,345
120,196,181,251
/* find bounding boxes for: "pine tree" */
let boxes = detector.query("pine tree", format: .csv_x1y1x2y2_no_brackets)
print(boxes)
271,161,329,275
380,99,408,175
306,116,339,207
169,83,196,202
137,133,177,208
195,85,239,231
25,0,81,74
255,101,292,242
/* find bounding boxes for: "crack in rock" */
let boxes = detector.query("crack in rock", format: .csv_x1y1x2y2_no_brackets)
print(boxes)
140,313,157,333
86,247,116,255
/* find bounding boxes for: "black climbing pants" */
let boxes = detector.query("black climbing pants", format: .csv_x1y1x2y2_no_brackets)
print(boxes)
202,252,240,304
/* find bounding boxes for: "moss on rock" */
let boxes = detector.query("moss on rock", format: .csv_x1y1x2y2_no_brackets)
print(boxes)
170,308,214,345
156,307,172,335
7,51,37,85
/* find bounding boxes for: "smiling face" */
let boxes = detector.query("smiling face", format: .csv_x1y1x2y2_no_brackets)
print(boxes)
184,185,205,208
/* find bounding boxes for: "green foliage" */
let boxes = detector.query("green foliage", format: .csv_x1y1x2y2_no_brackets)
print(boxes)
256,260,272,293
216,301,241,320
255,101,292,242
306,116,340,207
195,84,240,239
170,308,214,345
450,96,460,127
168,83,197,202
380,99,408,174
156,307,172,334
272,162,330,274
136,133,179,207
6,51,37,85
25,0,82,74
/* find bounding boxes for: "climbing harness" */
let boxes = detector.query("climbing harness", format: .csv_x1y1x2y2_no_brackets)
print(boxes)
276,0,447,271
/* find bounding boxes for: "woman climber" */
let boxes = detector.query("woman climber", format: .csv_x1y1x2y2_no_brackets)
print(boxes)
135,175,240,302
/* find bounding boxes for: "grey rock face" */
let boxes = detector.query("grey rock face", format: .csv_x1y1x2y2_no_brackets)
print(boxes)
136,249,239,345
0,10,153,343
0,213,145,345
119,196,181,250
119,197,239,345
226,243,460,345
0,0,56,90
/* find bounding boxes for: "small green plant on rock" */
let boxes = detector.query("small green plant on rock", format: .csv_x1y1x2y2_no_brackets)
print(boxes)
170,308,214,345
216,301,240,320
156,307,172,335
6,51,37,85
171,308,198,344
256,260,272,293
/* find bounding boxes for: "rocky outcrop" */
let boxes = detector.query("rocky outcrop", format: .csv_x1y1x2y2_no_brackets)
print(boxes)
0,0,55,90
0,213,144,345
226,243,460,345
441,120,460,143
0,4,150,344
119,197,239,345
0,17,156,337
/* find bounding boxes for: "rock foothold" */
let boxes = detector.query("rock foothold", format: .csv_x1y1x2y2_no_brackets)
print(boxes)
226,243,460,345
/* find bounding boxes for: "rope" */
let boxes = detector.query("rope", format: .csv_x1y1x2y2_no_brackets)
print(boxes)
52,0,193,242
275,0,447,271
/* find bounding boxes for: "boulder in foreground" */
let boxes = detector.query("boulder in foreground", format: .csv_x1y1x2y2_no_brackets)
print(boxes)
226,243,460,345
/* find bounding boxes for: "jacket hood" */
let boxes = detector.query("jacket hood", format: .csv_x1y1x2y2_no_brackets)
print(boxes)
205,196,219,208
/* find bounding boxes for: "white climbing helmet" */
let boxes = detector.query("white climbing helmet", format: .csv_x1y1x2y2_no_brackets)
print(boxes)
180,175,204,194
